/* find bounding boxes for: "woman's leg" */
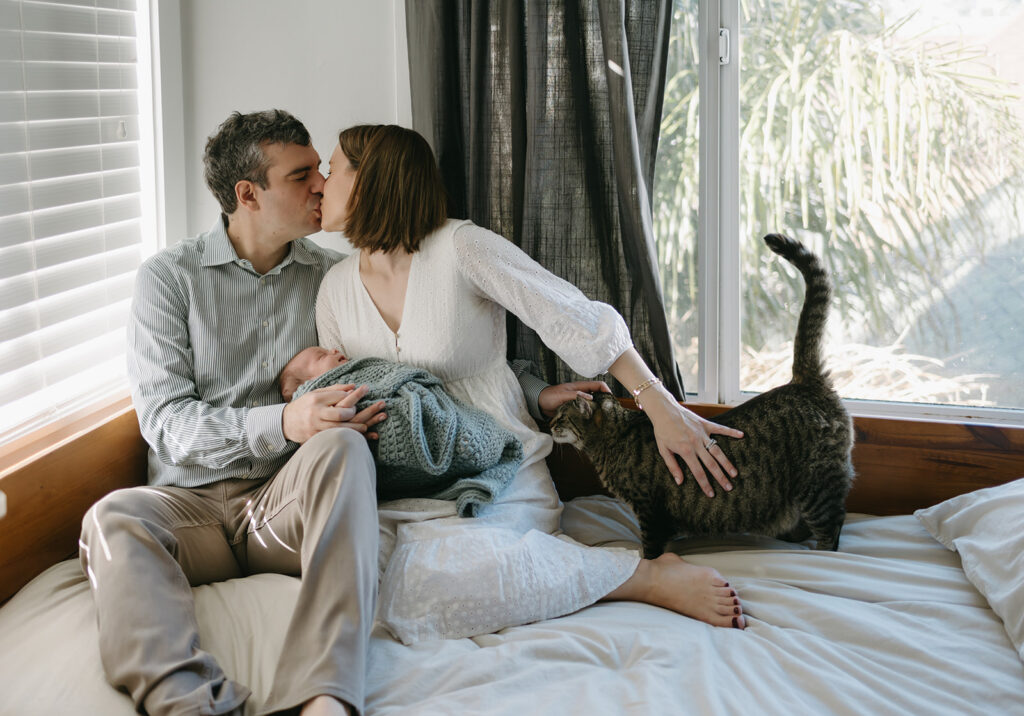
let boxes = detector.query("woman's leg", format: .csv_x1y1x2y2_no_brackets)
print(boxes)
601,553,745,629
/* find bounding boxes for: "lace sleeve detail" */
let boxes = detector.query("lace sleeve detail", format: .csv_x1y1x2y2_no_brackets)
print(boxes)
453,223,632,377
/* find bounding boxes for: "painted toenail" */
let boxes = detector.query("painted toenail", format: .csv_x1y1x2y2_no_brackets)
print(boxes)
730,590,736,597
733,599,739,605
732,617,739,628
734,607,739,614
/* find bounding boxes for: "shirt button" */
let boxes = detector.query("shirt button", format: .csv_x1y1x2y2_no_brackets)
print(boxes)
262,320,269,327
262,361,268,368
252,401,260,407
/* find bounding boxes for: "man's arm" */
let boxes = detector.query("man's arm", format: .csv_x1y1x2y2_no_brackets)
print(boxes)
127,259,289,468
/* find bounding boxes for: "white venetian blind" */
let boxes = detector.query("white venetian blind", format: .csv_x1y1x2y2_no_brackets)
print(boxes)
0,0,148,445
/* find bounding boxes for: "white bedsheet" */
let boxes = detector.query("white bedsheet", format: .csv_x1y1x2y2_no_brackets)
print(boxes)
1,497,1022,715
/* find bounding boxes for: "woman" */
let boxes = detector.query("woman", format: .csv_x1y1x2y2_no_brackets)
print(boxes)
316,124,746,642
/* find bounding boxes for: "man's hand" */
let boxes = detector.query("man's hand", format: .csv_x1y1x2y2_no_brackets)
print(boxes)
538,380,612,419
282,384,386,443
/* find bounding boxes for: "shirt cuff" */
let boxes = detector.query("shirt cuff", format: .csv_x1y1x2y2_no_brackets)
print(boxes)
246,403,289,458
516,370,550,422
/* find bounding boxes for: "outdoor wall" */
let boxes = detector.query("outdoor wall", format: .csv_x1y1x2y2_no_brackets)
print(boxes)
177,0,411,250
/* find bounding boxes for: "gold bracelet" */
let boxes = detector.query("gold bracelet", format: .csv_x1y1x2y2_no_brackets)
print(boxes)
630,377,662,411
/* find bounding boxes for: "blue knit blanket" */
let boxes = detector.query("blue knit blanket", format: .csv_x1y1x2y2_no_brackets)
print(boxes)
293,357,523,517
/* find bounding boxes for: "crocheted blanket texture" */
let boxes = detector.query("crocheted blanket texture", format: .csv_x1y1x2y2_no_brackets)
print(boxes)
294,357,523,517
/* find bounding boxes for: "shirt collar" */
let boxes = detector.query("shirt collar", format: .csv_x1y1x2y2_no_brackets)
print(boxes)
199,216,238,267
200,215,320,271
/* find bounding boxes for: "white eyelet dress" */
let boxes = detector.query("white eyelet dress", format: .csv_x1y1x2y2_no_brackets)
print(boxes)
315,219,641,643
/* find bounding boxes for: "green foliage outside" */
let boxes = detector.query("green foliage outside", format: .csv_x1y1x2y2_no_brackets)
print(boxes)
653,0,1024,396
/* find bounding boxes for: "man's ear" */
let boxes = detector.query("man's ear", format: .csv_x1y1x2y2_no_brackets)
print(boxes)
235,180,259,211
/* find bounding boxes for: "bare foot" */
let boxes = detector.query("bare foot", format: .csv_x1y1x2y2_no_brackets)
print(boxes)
301,695,351,716
604,553,745,629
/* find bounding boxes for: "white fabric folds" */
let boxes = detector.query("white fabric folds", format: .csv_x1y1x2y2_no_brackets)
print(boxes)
377,522,640,643
915,476,1024,660
2,503,1024,715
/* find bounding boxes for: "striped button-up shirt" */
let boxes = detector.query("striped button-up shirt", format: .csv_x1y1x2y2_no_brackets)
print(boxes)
127,218,342,488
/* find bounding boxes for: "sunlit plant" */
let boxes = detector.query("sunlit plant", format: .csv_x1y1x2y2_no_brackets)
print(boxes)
654,0,1024,400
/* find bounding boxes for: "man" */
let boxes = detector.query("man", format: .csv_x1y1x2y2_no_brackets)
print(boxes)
80,109,606,716
80,109,379,716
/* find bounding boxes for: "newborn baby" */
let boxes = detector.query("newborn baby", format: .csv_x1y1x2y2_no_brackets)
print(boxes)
279,347,524,517
279,346,349,402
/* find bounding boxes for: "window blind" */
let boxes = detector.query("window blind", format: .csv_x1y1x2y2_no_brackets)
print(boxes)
0,0,148,445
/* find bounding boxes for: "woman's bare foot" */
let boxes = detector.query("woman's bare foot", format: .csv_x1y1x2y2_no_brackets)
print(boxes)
603,553,745,629
301,695,351,716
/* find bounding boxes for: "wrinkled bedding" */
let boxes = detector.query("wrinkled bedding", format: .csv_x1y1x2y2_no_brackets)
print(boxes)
1,497,1022,715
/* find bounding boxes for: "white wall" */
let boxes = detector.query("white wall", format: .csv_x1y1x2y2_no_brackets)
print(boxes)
175,0,411,250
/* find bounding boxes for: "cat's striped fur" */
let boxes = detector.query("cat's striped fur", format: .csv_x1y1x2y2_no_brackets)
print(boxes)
550,234,854,558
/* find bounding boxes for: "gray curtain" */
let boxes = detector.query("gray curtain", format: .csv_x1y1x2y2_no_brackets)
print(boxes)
406,0,684,397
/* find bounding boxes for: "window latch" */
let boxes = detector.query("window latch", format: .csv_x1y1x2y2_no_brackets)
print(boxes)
719,28,731,66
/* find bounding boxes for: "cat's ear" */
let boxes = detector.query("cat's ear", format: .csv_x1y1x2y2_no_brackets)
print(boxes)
575,394,594,417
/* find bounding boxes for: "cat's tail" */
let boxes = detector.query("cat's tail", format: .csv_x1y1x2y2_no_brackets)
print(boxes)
763,233,832,384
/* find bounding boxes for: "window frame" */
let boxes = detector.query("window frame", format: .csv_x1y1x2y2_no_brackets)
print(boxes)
693,0,1024,427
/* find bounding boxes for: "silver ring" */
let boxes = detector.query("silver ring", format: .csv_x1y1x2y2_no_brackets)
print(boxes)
704,437,717,451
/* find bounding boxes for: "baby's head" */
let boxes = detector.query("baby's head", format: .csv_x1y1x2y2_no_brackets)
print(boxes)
280,346,348,401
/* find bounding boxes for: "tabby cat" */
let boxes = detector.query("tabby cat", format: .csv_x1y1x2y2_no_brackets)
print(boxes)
550,233,854,558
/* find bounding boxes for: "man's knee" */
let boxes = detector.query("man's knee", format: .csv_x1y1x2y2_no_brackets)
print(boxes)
306,428,374,471
306,426,370,452
80,488,175,559
82,488,138,541
80,489,145,577
300,428,377,497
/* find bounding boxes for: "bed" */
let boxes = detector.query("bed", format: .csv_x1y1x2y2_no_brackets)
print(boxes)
1,406,1023,715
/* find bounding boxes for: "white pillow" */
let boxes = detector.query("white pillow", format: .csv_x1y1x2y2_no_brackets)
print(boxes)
915,477,1024,660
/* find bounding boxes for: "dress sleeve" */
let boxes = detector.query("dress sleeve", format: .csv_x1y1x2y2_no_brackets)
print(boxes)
453,223,633,377
315,263,348,354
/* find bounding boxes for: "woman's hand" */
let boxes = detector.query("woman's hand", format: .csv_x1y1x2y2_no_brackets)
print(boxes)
348,399,387,440
642,388,744,498
538,380,612,419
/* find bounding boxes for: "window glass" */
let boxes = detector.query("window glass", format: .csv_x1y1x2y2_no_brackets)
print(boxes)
654,1,701,394
0,0,152,445
739,0,1024,408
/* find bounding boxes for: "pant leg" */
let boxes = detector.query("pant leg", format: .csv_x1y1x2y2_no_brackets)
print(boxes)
80,483,251,716
238,428,378,716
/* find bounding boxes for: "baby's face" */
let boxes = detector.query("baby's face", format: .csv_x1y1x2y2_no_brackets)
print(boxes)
300,347,348,379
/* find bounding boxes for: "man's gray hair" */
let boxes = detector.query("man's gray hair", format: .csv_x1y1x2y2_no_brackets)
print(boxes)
203,109,312,215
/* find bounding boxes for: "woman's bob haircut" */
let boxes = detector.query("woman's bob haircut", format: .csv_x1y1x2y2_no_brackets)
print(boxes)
339,124,448,253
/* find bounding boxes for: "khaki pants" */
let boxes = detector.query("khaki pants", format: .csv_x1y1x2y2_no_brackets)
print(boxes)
79,428,379,716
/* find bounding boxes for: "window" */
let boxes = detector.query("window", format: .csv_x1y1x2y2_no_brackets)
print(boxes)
654,0,1024,423
0,0,158,446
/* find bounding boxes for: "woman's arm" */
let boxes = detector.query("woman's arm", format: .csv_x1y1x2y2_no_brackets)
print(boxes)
609,347,743,497
455,224,741,494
